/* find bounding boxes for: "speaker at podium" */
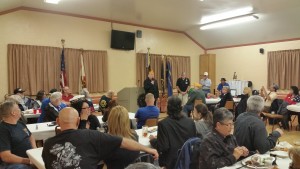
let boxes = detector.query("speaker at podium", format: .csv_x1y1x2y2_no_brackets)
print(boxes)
117,87,145,113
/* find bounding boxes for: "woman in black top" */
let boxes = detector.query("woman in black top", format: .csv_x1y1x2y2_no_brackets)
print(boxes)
71,98,100,130
235,87,252,119
150,96,196,169
218,86,233,107
104,105,139,169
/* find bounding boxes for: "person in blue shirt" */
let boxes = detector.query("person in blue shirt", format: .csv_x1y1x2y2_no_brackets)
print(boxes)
217,78,229,93
37,89,67,123
135,93,160,129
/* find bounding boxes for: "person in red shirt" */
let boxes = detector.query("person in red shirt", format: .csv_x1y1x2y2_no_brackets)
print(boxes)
284,86,300,104
62,86,74,106
279,86,300,129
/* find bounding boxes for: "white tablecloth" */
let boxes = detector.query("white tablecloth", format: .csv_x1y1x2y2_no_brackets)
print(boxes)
228,80,249,95
26,126,157,169
206,98,241,104
27,122,56,140
27,147,45,169
221,152,291,169
28,113,137,141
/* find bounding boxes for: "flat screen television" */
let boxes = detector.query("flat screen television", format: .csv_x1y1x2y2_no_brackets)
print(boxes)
110,30,135,50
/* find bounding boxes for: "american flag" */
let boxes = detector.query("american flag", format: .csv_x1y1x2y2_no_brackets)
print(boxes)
60,48,67,88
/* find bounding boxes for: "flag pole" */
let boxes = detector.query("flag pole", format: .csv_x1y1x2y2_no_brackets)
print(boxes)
61,39,65,48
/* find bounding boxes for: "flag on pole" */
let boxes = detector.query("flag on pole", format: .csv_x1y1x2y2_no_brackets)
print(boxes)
79,54,87,92
60,48,67,88
166,60,173,96
161,55,165,95
146,48,151,73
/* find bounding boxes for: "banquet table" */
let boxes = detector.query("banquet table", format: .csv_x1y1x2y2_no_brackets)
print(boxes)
26,126,157,169
206,98,241,105
28,113,137,141
221,152,291,169
23,109,41,120
27,147,45,169
27,122,56,140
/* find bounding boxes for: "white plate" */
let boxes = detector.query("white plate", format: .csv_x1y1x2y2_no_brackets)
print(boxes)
242,156,275,169
270,151,289,158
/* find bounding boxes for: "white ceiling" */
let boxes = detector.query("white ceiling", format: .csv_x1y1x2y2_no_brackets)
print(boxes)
1,0,300,49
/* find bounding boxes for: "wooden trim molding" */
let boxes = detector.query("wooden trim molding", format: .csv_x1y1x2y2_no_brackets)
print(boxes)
206,38,300,51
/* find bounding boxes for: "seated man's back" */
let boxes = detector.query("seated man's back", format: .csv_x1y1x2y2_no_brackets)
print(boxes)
43,129,122,169
234,96,282,154
135,93,159,129
135,106,159,129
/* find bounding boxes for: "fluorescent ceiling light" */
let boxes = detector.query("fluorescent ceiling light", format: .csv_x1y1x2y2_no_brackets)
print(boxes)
201,6,253,24
44,0,60,4
200,15,258,30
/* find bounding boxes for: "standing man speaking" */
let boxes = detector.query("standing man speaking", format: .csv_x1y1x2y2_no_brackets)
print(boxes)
176,72,190,106
144,70,159,105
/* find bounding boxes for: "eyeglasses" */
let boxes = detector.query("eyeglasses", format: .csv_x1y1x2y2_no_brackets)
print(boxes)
81,107,90,110
220,122,234,127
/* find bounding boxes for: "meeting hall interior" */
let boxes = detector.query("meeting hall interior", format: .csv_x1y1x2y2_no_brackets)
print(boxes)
0,0,300,169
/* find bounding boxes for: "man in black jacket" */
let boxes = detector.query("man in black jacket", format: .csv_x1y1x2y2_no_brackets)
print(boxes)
144,71,159,105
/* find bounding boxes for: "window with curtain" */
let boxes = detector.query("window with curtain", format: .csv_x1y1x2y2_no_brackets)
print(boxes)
136,53,191,93
268,49,300,89
8,44,108,95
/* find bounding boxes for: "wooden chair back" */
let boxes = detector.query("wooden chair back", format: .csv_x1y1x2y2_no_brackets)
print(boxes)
225,101,234,110
145,118,158,127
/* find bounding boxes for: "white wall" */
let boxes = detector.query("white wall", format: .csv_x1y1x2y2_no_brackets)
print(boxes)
208,40,300,90
0,10,204,100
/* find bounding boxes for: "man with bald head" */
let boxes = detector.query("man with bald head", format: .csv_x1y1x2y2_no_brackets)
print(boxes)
42,107,158,169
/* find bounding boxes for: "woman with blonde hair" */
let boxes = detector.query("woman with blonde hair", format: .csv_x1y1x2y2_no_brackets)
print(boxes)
235,87,252,119
289,147,300,169
105,105,139,169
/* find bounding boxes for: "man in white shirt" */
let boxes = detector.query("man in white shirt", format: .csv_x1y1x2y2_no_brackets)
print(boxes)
200,72,212,94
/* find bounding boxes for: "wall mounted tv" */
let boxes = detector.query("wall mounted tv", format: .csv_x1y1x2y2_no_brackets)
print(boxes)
110,30,135,50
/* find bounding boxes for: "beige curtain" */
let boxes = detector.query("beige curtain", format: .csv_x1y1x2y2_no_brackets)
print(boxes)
8,44,108,95
268,49,300,89
136,53,190,92
8,44,61,95
166,55,191,87
83,50,108,92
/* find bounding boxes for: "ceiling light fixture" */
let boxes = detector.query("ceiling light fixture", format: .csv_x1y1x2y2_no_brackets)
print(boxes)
200,6,253,24
200,14,258,30
44,0,60,4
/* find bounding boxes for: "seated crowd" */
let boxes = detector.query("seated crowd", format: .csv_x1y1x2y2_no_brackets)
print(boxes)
0,78,300,169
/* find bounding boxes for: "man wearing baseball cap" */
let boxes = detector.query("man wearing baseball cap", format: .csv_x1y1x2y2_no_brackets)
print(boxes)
10,88,32,111
200,72,212,94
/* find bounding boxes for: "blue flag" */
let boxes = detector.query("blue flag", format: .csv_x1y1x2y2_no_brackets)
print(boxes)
166,61,173,96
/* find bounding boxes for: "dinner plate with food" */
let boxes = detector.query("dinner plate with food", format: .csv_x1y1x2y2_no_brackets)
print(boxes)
242,155,275,169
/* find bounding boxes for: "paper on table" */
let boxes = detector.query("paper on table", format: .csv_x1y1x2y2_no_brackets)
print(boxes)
276,141,293,149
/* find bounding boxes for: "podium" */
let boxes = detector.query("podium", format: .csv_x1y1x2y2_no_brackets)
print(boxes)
117,87,145,113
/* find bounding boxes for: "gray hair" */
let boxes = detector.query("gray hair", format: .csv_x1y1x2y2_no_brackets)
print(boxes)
0,100,17,118
222,86,230,92
50,92,62,101
107,90,114,98
213,107,233,128
247,95,264,114
145,93,154,102
125,162,159,169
